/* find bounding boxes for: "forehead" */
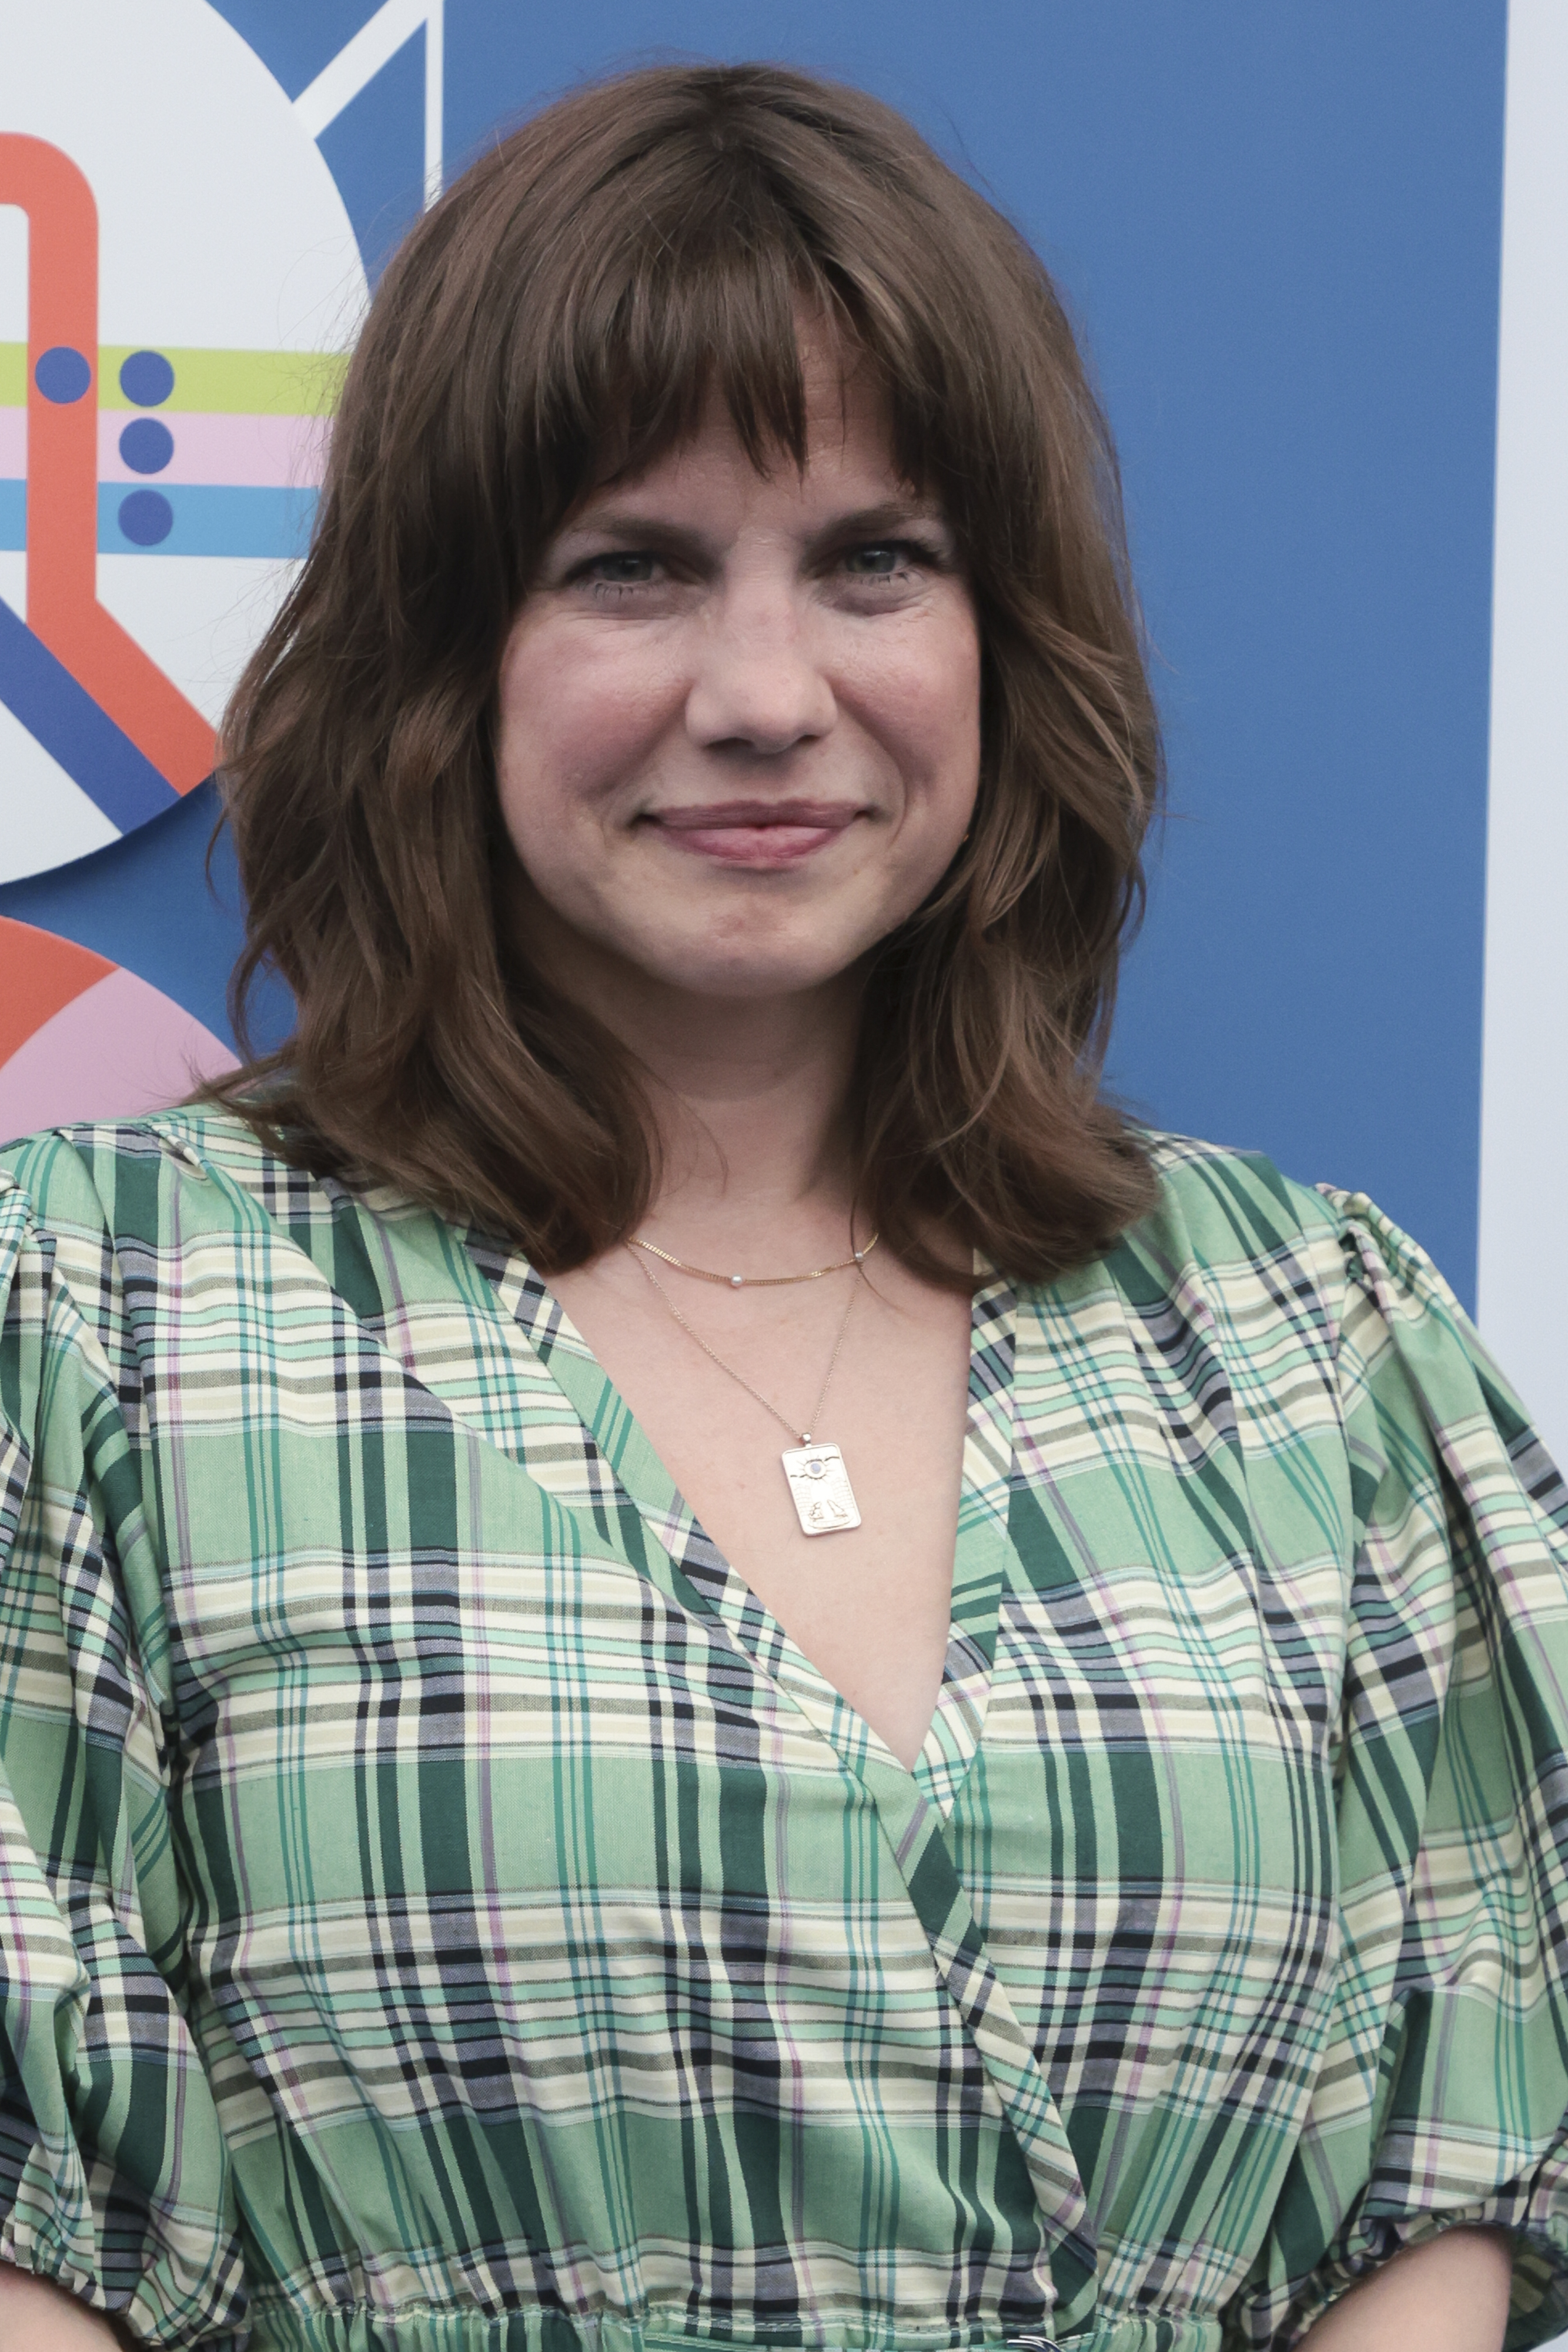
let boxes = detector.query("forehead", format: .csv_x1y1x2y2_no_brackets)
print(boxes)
574,350,924,524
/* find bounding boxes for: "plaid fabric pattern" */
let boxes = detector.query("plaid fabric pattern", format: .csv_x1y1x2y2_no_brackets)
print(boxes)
0,1110,1564,2352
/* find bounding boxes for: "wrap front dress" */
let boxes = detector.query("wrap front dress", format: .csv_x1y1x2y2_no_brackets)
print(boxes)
1,1109,1566,2352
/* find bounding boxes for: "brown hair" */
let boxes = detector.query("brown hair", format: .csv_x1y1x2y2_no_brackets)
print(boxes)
210,61,1162,1284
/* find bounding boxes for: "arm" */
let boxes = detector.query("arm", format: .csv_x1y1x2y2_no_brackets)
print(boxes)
0,2267,128,2350
0,1153,248,2347
1299,2227,1513,2351
1211,1189,1568,2348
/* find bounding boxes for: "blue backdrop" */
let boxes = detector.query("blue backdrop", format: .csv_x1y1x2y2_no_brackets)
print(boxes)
0,1,1507,1299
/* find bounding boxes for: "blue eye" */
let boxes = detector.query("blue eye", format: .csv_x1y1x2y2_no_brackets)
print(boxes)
845,544,906,575
587,552,659,583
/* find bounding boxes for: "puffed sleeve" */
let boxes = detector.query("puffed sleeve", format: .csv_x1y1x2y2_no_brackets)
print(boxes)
0,1149,249,2346
1224,1188,1568,2350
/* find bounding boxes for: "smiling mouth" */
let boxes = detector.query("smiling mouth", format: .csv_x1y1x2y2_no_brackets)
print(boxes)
646,800,862,868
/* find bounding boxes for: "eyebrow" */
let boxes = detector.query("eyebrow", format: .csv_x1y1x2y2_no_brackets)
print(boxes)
553,497,953,559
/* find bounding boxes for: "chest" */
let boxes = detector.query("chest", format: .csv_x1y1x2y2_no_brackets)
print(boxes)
139,1200,1360,1909
137,1228,1363,2226
549,1256,976,1766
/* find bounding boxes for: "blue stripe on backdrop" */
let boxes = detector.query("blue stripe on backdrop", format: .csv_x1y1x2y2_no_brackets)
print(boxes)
0,485,319,559
0,597,179,832
96,485,319,559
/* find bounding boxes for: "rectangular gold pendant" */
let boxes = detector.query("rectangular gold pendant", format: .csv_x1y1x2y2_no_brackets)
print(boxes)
781,1442,862,1536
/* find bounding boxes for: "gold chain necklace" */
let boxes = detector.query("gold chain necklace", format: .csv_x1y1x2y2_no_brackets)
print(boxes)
629,1231,879,1289
627,1247,864,1536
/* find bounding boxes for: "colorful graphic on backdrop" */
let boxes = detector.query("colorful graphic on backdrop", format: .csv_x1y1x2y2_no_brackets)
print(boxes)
0,0,369,885
0,912,236,1133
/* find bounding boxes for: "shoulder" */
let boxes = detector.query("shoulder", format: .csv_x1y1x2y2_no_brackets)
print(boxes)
1,1106,470,1359
1035,1127,1451,1370
3,1102,242,1200
1058,1128,1479,1395
0,1102,341,1262
1138,1128,1340,1247
1133,1130,1465,1328
1112,1127,1348,1295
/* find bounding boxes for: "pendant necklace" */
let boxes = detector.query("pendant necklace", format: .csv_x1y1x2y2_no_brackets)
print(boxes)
626,1241,867,1536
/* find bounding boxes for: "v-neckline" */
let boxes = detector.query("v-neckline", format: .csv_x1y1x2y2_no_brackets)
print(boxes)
461,1236,1098,2326
472,1240,1019,1817
255,1181,1096,2324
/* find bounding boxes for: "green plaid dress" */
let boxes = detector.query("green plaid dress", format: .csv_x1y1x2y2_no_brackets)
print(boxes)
1,1109,1566,2352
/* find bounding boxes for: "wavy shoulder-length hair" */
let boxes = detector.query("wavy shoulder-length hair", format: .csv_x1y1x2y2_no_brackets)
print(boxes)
209,60,1163,1284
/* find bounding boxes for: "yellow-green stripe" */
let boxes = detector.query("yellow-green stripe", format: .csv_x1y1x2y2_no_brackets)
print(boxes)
0,345,348,415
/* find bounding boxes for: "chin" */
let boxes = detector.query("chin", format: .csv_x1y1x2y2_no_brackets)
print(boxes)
661,951,859,1001
626,907,880,1003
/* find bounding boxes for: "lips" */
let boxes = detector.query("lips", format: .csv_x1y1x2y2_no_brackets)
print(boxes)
647,800,861,867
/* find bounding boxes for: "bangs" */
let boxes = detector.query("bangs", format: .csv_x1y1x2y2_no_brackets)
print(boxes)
497,128,939,544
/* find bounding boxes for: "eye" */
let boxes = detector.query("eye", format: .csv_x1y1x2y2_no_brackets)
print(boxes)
838,535,951,586
843,542,912,577
581,551,662,587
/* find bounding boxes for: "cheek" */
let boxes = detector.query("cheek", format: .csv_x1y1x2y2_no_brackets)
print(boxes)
857,603,982,808
494,627,678,844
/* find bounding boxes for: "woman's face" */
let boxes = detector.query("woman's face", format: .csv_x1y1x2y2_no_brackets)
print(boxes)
494,349,982,1011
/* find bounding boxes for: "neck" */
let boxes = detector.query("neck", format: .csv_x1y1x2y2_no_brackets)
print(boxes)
637,988,864,1240
536,925,866,1259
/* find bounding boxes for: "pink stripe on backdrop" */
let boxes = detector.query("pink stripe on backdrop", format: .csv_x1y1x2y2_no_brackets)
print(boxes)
2,409,330,487
0,410,330,485
99,410,330,486
0,969,238,1141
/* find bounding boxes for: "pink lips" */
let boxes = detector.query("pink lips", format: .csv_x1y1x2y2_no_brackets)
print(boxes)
648,800,860,867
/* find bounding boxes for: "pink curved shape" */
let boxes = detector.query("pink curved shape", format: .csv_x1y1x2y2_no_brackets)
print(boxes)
0,967,238,1142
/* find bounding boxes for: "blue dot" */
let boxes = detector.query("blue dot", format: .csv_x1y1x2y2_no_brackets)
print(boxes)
119,418,174,475
119,349,175,407
35,346,92,404
118,490,174,547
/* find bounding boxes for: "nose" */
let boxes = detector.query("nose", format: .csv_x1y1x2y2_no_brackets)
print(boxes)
684,582,837,756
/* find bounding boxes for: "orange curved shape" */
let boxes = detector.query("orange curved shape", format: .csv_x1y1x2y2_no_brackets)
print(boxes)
0,133,215,793
0,915,113,1065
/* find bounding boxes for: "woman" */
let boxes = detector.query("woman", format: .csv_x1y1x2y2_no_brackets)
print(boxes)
0,62,1563,2352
